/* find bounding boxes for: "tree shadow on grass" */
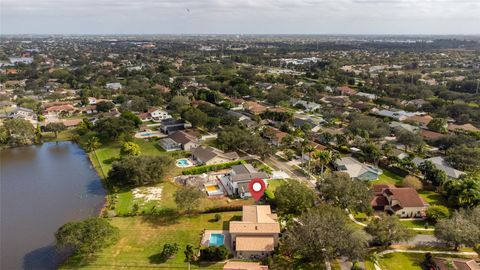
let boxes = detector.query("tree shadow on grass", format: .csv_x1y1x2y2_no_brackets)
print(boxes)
222,215,242,230
103,157,119,165
148,252,168,264
191,260,222,268
140,208,181,226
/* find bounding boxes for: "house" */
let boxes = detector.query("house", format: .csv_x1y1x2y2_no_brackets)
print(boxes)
167,130,199,150
407,99,428,108
231,99,245,111
405,115,433,128
292,99,321,112
302,141,328,162
372,108,416,121
243,101,267,115
293,115,325,132
390,148,409,160
8,107,37,123
333,157,382,181
229,205,280,259
158,138,182,152
148,108,171,122
431,257,480,270
191,146,239,165
412,156,465,179
159,119,191,134
43,104,76,116
224,164,269,198
223,262,268,270
390,121,420,134
356,92,377,100
371,184,428,218
105,82,122,90
447,123,479,133
321,96,352,106
336,86,357,96
420,129,447,141
141,108,171,122
263,128,289,146
83,105,98,114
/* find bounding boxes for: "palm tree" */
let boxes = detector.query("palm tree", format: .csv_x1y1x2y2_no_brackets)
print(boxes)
85,136,101,153
314,150,333,175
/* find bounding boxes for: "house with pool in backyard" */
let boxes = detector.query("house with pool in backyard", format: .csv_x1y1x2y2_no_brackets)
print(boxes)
202,205,280,260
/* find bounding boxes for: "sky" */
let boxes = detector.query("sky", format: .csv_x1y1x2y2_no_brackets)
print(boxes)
1,0,479,35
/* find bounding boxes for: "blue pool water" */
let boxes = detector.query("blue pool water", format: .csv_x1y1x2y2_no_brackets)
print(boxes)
209,234,225,246
141,133,153,137
177,159,189,166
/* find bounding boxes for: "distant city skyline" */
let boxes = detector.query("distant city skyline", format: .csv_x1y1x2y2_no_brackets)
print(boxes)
1,0,479,35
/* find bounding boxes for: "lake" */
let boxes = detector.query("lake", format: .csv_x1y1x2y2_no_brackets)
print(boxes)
0,142,106,270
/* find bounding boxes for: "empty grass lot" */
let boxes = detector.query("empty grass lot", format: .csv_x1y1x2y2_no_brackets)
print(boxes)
61,212,242,269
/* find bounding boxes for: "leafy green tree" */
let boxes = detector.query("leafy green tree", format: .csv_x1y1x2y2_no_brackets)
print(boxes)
200,246,229,261
96,101,115,112
174,186,205,213
120,142,141,156
108,156,173,186
317,173,372,213
182,108,208,127
169,96,190,113
443,174,480,208
365,214,415,249
360,143,382,166
446,145,480,172
419,161,447,187
275,179,316,215
184,244,198,262
85,136,101,152
217,126,271,158
347,114,389,139
2,118,35,145
0,125,8,144
161,243,179,259
282,205,370,263
427,118,448,133
426,205,450,223
55,218,119,255
120,111,142,127
45,122,66,138
313,150,333,175
396,130,424,152
434,210,480,250
94,117,136,141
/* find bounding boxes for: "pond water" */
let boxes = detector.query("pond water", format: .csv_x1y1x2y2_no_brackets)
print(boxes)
0,141,106,270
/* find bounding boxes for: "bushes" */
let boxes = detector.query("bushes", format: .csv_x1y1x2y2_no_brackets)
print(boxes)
200,246,229,261
426,205,450,223
182,160,246,175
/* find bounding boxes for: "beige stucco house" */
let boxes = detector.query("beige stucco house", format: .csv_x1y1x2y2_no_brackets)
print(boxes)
229,205,280,259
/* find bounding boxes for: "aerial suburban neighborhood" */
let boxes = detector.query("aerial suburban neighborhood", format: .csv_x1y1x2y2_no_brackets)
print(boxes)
1,34,480,270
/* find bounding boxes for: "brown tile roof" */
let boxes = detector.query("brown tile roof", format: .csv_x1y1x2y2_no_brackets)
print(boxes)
420,129,446,140
244,101,267,115
433,258,480,270
223,262,268,270
371,195,388,209
372,184,395,195
406,115,433,125
336,86,357,96
386,188,427,208
168,130,197,144
448,123,479,132
230,205,280,234
235,236,275,252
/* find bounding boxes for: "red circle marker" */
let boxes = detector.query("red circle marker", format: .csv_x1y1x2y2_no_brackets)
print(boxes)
248,178,266,201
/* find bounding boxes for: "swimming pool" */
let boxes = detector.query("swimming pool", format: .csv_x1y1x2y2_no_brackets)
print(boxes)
176,158,193,168
141,133,153,137
209,233,225,246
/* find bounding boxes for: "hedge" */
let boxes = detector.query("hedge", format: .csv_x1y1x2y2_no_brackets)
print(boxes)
182,160,246,175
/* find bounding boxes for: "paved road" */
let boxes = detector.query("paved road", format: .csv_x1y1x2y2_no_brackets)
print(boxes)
264,155,316,187
397,234,443,247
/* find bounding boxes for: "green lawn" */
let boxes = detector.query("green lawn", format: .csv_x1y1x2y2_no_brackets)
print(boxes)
372,169,404,186
400,219,430,229
418,191,448,207
61,212,242,269
378,253,424,270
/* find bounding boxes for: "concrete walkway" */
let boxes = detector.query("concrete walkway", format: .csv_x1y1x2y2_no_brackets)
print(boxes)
347,211,434,231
